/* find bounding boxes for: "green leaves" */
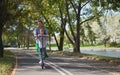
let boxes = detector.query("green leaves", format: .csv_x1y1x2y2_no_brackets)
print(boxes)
1,0,120,50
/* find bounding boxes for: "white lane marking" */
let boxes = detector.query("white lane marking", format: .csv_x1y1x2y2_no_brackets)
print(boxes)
27,53,73,75
46,60,74,75
46,62,66,75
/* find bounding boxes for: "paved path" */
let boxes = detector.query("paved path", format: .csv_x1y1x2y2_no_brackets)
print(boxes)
8,48,120,75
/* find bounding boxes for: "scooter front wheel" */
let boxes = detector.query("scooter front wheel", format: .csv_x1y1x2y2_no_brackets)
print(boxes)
41,61,44,69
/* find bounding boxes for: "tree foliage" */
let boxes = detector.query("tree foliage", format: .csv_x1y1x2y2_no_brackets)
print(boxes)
0,0,22,57
0,0,120,57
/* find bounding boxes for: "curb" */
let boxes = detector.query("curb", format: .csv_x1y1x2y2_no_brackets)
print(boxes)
11,55,17,75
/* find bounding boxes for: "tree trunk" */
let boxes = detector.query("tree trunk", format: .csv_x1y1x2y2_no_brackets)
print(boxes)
73,42,80,53
49,35,51,50
53,33,60,50
75,22,80,53
58,1,65,51
59,22,65,51
59,30,64,51
74,2,81,53
0,24,4,57
27,27,30,49
73,44,77,52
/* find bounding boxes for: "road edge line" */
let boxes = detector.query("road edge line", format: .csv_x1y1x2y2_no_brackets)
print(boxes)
11,55,18,75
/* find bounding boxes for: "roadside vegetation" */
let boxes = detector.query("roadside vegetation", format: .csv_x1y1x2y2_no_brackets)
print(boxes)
80,42,120,48
48,43,120,65
0,50,15,75
47,50,120,66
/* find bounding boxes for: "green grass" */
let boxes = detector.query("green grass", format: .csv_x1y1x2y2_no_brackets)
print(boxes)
50,44,57,47
0,50,15,75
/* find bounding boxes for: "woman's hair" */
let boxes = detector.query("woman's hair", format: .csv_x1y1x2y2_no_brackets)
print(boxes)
38,20,43,23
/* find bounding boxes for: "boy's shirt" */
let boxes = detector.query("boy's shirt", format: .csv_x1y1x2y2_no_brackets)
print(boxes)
33,26,48,44
34,26,48,36
37,34,48,48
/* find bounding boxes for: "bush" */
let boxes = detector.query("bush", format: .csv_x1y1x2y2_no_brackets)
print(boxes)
50,44,57,47
108,42,117,47
108,42,120,47
116,43,120,47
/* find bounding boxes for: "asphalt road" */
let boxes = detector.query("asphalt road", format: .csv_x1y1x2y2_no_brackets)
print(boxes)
8,48,120,75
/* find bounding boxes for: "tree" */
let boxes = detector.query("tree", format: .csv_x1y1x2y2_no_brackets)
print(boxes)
0,0,21,57
64,0,81,52
32,0,120,53
91,0,120,47
31,0,66,51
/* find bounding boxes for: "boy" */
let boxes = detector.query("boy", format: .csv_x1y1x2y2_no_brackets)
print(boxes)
37,28,48,64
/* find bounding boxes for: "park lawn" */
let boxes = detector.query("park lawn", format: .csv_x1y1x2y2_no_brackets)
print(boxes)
0,50,15,75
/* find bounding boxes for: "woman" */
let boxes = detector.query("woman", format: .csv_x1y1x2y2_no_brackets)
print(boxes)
33,20,48,63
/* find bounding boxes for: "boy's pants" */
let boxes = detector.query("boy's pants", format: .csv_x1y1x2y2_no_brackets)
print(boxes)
36,43,48,58
40,48,46,61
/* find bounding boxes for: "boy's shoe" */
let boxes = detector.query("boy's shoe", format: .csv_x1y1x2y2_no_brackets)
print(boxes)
39,60,42,64
39,60,45,66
